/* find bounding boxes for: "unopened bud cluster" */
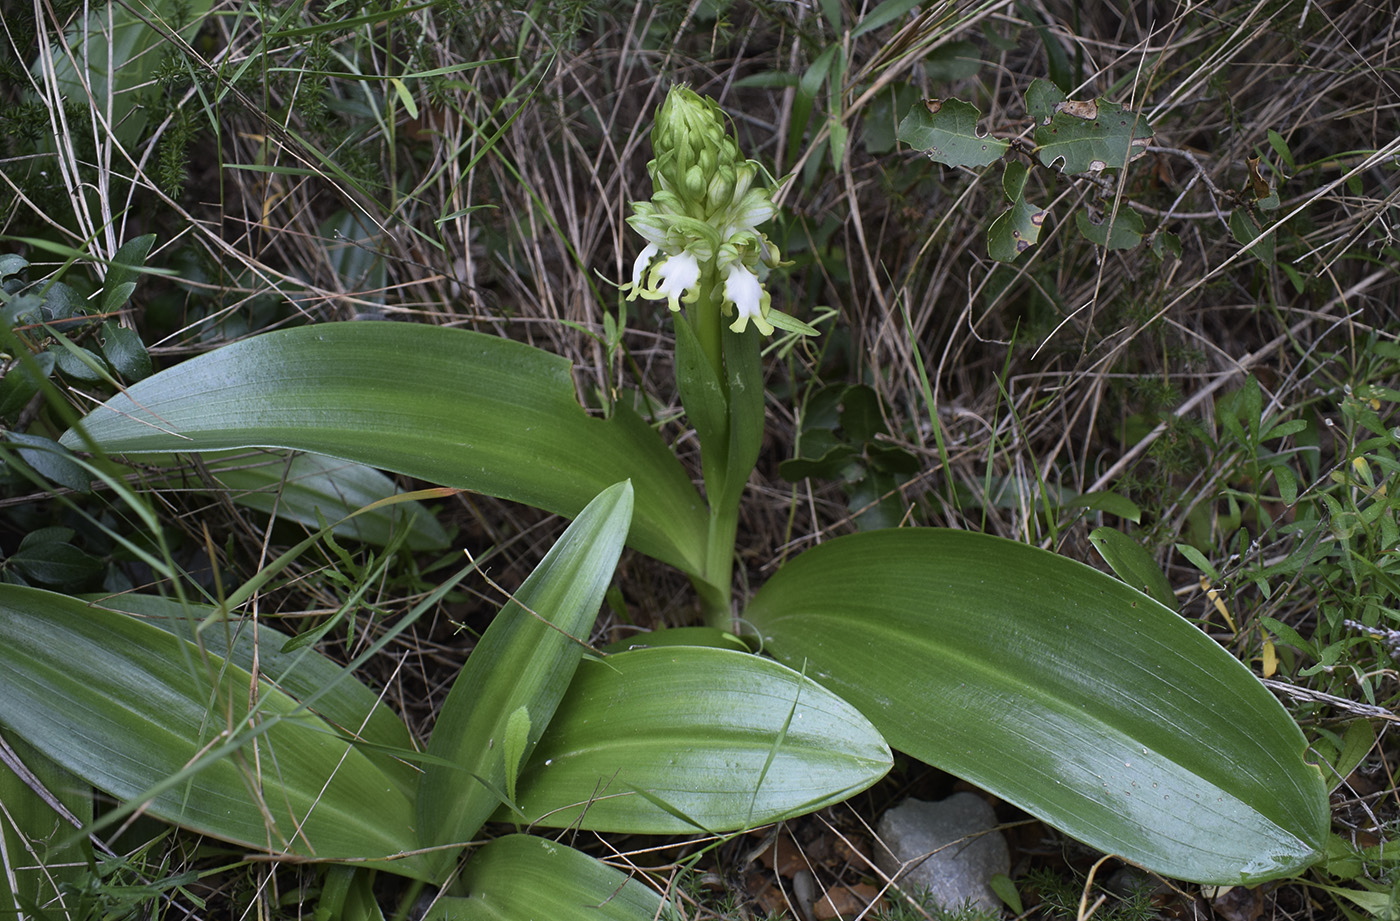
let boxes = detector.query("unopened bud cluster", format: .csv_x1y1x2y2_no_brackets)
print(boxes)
624,86,783,335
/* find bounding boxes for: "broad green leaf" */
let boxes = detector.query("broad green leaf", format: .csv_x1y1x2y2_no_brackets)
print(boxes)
1076,207,1147,249
597,625,749,654
503,646,891,833
141,449,450,550
0,732,93,916
422,835,677,921
0,585,432,879
898,97,1008,168
1031,85,1154,174
94,593,421,792
1088,526,1177,610
743,529,1328,885
60,322,705,574
417,482,632,879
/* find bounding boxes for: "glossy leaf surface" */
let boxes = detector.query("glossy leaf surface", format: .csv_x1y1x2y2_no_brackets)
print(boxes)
743,529,1328,884
0,585,430,879
418,482,632,877
423,835,676,921
505,646,891,833
140,449,449,550
60,323,705,574
96,593,421,792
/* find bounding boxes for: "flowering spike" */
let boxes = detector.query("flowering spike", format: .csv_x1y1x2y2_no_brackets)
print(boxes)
624,85,794,338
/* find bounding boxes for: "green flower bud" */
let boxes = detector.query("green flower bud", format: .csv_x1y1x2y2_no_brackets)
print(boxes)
624,85,796,337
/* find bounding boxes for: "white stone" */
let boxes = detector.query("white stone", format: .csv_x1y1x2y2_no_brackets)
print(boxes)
874,793,1010,913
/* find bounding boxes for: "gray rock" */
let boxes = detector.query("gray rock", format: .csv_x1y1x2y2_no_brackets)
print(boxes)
874,793,1010,914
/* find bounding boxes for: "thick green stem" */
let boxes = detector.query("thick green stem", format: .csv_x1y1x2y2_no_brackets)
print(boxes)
687,266,732,628
694,267,725,386
700,487,741,630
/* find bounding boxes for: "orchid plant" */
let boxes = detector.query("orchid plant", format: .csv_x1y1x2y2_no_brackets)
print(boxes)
1,86,1330,918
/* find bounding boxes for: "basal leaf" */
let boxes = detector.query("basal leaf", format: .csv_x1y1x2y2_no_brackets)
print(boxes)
417,482,632,880
60,322,705,574
95,593,422,792
898,97,1008,168
504,646,890,833
422,835,677,921
0,585,431,878
0,732,92,915
140,449,450,550
743,529,1329,885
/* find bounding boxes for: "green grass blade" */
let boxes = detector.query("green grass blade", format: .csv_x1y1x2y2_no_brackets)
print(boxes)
0,585,431,879
742,529,1329,885
416,482,633,879
94,593,422,792
502,646,891,833
59,323,706,575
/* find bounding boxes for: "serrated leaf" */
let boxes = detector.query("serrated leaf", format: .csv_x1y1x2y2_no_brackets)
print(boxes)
423,835,678,921
1152,231,1182,260
60,323,706,575
743,529,1329,885
0,585,431,878
504,646,890,833
1033,95,1153,174
1075,207,1147,249
417,482,632,880
1002,159,1030,201
1024,77,1065,121
988,196,1048,262
898,98,1008,168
